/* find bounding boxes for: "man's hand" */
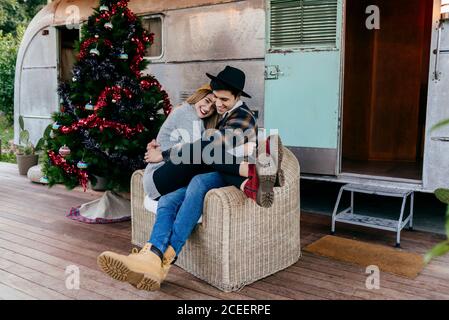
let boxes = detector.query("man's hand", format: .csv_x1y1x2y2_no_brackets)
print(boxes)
144,147,163,163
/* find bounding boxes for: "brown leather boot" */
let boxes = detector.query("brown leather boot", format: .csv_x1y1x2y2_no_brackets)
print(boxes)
97,243,165,291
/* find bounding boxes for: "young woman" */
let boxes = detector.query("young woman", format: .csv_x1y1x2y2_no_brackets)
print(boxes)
142,84,219,200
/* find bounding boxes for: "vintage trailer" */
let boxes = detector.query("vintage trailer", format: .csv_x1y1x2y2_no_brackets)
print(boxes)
14,0,449,193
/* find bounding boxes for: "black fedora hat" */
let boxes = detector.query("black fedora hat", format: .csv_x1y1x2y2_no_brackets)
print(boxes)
206,66,252,98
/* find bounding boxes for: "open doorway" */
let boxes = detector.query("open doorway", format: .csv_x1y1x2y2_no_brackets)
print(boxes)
58,27,79,82
341,0,434,181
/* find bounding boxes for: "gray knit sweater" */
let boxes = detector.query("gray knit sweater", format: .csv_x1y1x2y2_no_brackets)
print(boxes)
143,102,204,199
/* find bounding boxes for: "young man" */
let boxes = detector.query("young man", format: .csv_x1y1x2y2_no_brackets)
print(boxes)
97,66,283,291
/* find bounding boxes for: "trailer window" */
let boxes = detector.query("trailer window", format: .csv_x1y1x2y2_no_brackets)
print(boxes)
269,0,338,49
142,15,163,59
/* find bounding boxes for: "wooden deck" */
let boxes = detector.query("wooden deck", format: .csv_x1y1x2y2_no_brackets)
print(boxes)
1,162,449,300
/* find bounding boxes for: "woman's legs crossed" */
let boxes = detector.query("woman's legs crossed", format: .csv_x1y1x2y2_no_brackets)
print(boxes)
148,187,187,253
169,172,226,255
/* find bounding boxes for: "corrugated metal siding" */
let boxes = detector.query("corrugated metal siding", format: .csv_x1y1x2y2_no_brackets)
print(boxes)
269,0,338,48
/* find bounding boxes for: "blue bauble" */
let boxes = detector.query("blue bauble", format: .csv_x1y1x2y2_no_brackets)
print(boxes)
77,161,89,169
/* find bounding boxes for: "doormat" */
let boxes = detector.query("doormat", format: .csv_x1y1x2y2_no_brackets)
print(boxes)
304,235,424,279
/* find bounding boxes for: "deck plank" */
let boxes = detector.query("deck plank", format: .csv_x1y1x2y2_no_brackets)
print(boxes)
0,282,37,300
1,162,449,300
0,264,71,300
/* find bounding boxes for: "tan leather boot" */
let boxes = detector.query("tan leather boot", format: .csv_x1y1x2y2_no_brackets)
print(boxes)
161,245,177,281
97,243,165,291
133,245,177,290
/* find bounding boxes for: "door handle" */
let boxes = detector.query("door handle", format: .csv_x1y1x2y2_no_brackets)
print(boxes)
265,65,284,80
433,23,445,81
431,136,449,142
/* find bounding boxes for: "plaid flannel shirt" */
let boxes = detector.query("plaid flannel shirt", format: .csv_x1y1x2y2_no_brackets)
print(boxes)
214,102,258,155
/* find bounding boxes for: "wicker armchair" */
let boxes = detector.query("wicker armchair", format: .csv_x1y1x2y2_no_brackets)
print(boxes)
131,146,301,292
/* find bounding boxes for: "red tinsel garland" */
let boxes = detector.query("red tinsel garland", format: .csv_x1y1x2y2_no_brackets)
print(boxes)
78,38,113,60
48,151,89,191
59,114,144,138
130,36,146,78
161,91,172,115
95,86,133,111
96,0,131,22
140,79,173,115
124,8,137,22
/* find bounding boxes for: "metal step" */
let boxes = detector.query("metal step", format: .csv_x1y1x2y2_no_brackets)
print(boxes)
335,212,402,231
342,183,413,198
331,183,415,247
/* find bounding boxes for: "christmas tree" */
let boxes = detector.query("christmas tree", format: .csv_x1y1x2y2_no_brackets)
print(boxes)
42,0,172,192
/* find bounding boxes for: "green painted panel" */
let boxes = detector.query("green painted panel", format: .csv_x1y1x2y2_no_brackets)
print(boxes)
264,50,341,149
264,0,343,151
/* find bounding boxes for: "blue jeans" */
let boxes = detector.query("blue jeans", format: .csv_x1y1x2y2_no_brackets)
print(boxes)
148,172,225,255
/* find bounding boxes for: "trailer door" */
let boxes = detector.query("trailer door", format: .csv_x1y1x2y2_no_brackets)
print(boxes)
264,0,343,175
424,9,449,191
17,26,59,146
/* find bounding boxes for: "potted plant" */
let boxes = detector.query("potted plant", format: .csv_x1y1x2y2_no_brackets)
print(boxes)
15,115,39,175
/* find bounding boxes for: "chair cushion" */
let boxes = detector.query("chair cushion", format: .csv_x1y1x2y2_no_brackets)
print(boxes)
143,196,158,213
143,195,203,224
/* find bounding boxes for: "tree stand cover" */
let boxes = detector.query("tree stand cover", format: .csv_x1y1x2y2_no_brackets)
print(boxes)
67,191,131,224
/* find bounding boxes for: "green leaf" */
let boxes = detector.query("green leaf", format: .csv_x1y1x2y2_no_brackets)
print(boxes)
35,138,44,152
424,241,449,264
24,146,33,155
435,188,449,205
431,118,449,132
446,205,449,239
19,115,24,130
43,124,52,139
19,130,29,144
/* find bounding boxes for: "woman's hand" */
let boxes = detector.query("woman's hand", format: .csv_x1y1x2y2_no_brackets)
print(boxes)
144,147,163,163
145,139,163,163
147,139,160,151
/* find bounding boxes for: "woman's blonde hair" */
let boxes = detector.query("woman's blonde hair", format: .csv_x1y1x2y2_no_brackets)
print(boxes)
186,84,219,130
